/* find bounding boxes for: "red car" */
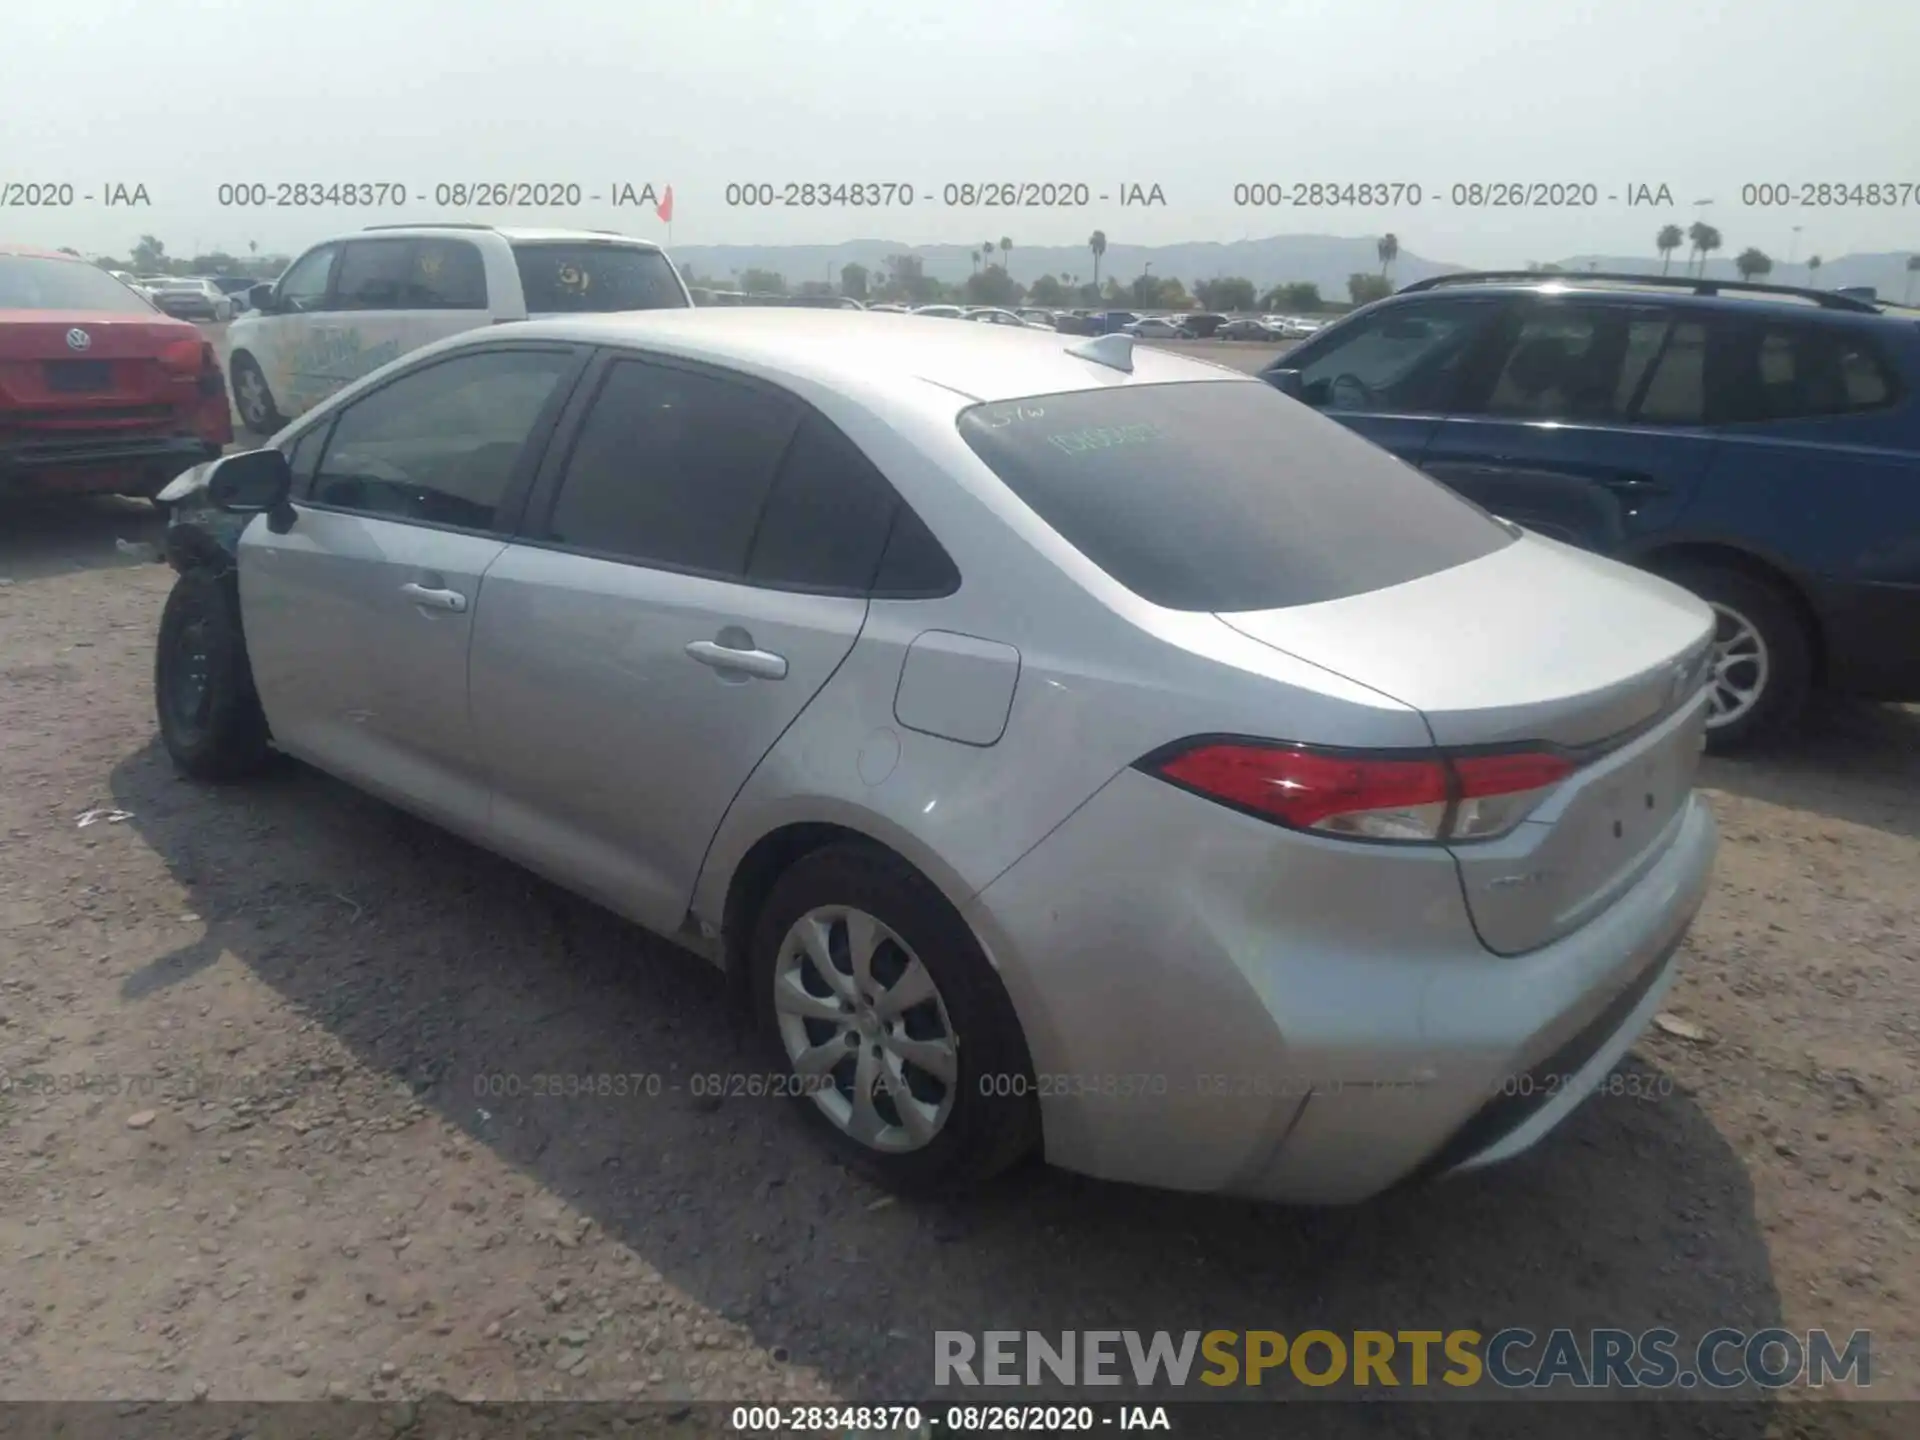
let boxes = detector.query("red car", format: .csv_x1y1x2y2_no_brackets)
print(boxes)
1,245,231,500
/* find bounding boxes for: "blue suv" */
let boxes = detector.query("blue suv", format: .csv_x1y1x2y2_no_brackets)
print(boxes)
1263,272,1920,751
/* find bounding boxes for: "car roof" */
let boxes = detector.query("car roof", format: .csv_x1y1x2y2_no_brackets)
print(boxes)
452,306,1251,404
0,244,84,261
350,224,665,250
1389,275,1904,327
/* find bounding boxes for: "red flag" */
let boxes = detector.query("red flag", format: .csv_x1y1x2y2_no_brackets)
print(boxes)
656,185,674,224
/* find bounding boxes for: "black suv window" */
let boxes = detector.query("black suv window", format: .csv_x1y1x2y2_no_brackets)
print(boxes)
1288,298,1497,413
1473,303,1708,425
545,359,799,572
311,349,576,530
1717,320,1899,422
333,239,415,311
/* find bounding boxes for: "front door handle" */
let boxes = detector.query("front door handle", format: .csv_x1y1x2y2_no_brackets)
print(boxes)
399,582,467,613
686,639,788,680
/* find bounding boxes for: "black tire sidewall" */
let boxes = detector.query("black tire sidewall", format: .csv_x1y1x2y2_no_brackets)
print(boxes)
155,567,270,780
231,353,280,434
1661,561,1812,753
749,844,1039,1196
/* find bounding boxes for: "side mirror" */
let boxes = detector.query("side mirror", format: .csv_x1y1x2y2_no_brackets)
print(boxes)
248,284,276,312
206,449,294,530
1266,368,1306,401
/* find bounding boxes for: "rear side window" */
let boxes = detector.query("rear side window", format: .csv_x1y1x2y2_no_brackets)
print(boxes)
545,359,798,572
744,414,898,591
958,381,1513,613
512,244,687,313
1718,322,1899,421
333,239,414,310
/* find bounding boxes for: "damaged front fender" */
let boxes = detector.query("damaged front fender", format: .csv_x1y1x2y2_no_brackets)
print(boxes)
161,460,252,576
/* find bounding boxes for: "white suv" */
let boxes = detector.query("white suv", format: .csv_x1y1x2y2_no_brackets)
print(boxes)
226,224,691,433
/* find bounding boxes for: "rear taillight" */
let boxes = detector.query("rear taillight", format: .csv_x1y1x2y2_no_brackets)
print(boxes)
1142,740,1579,845
159,338,207,377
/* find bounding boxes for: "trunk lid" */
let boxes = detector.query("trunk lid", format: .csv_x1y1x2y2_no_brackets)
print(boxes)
1217,534,1716,953
0,311,203,433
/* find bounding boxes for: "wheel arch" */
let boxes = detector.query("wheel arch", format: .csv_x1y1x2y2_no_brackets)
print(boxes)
1633,539,1829,687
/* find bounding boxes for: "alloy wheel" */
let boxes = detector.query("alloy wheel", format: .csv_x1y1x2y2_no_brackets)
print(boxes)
1704,601,1770,729
772,905,959,1153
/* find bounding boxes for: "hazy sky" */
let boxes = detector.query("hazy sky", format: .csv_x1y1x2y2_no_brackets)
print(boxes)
8,0,1918,269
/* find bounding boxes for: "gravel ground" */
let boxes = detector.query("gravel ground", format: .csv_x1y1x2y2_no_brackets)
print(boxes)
0,496,1915,1437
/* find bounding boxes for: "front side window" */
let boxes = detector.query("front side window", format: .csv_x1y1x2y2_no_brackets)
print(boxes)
958,380,1513,613
1288,299,1497,413
276,246,338,312
543,359,798,572
512,244,687,314
282,422,332,498
333,239,415,311
310,349,575,530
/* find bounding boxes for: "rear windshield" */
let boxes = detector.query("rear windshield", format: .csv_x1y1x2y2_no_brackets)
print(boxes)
0,256,158,314
510,243,688,313
957,380,1514,612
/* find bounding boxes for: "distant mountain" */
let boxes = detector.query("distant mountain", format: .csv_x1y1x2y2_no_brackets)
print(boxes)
672,235,1467,298
1551,252,1920,300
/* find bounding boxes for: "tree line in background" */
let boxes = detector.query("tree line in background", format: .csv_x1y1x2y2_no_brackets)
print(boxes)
66,227,1920,311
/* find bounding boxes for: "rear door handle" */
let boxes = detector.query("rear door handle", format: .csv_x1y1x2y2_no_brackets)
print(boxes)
685,640,788,680
399,582,467,613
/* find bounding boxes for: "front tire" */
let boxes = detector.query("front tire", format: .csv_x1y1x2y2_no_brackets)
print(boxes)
750,844,1040,1197
230,352,284,436
155,567,271,781
1656,559,1813,754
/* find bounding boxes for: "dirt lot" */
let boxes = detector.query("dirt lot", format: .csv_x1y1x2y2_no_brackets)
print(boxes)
0,497,1916,1436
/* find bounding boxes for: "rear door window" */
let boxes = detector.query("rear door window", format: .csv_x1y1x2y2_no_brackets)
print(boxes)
957,380,1513,612
406,238,488,309
1468,302,1709,425
511,244,688,313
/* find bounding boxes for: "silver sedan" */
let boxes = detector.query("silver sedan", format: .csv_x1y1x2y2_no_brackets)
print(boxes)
153,309,1718,1202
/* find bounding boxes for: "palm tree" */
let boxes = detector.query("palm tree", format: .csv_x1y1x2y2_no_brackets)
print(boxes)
1686,221,1722,276
999,236,1012,277
1735,247,1773,283
983,240,997,269
969,249,980,274
1906,254,1920,303
1377,232,1399,279
1696,225,1722,277
1807,254,1823,288
1656,224,1684,275
1089,230,1107,287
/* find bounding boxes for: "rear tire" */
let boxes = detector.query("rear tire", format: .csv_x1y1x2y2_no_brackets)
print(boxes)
155,567,271,781
230,352,283,436
749,843,1040,1198
1655,559,1813,754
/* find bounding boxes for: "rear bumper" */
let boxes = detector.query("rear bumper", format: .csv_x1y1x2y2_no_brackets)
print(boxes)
1808,575,1920,701
968,770,1719,1204
0,434,222,496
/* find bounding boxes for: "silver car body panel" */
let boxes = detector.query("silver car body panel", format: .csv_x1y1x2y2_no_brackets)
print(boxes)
218,309,1720,1201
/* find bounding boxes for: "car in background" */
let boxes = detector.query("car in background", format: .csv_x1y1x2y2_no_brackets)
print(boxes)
224,223,692,433
964,307,1041,328
0,246,231,500
1262,270,1920,749
912,304,966,319
867,302,911,314
1219,316,1282,341
1016,308,1058,328
1183,313,1228,338
144,276,235,322
153,307,1717,1204
1126,316,1192,339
